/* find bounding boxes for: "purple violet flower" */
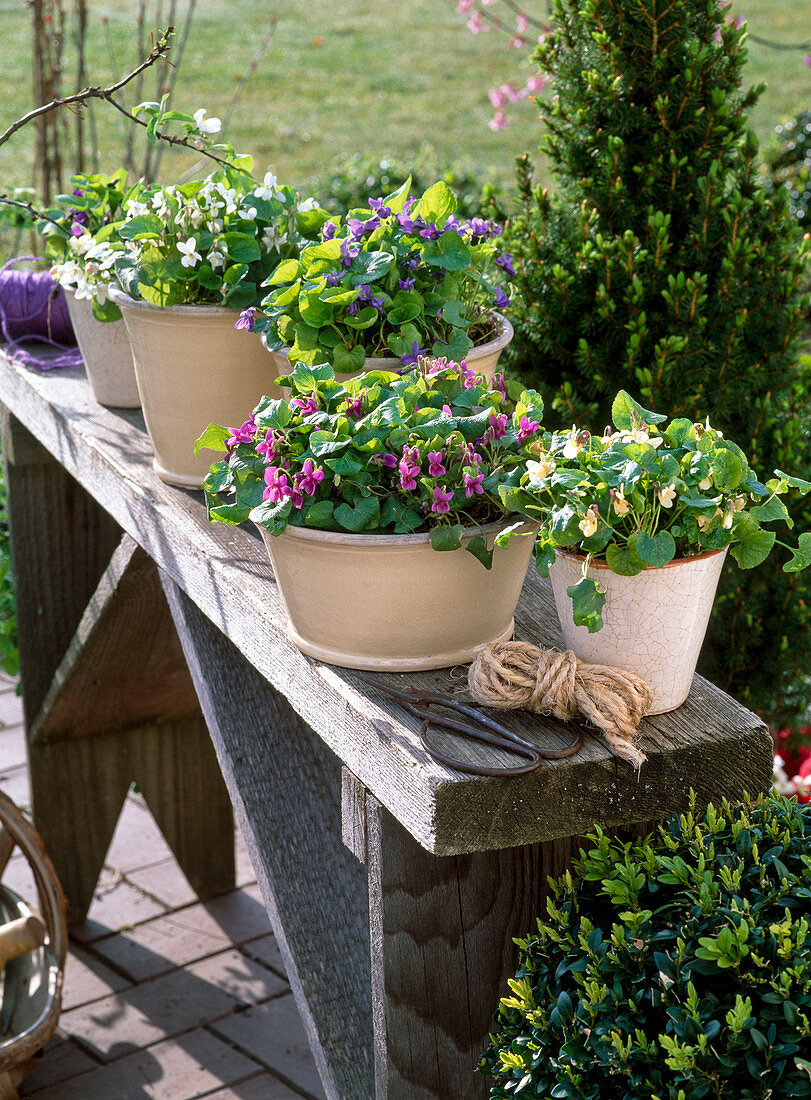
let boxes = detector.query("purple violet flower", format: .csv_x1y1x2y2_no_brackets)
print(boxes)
322,220,337,240
347,218,366,241
397,213,416,232
465,217,491,240
493,285,510,310
431,486,454,515
234,307,257,332
70,221,86,237
400,340,428,368
398,276,415,291
363,215,381,234
419,221,441,241
463,471,485,498
376,452,398,468
495,252,517,278
346,301,359,316
357,284,372,302
325,270,342,286
345,394,364,419
340,239,359,268
427,450,446,477
370,295,386,312
444,215,461,233
368,198,392,216
517,414,540,442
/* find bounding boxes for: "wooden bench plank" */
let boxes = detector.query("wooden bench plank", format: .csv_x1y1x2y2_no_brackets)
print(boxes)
0,355,774,856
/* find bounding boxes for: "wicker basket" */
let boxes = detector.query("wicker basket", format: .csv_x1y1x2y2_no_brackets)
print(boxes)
0,790,67,1100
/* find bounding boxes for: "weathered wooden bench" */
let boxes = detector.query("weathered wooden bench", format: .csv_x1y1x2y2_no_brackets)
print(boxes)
0,350,773,1100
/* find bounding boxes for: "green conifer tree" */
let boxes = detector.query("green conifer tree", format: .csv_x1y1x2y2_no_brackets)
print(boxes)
499,0,811,724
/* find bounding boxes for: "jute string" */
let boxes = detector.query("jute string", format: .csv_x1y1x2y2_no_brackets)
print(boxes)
468,640,652,768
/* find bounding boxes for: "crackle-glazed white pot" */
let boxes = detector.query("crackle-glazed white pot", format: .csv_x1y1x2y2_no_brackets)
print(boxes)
111,287,285,488
257,519,536,671
65,291,140,408
548,548,728,714
271,311,513,386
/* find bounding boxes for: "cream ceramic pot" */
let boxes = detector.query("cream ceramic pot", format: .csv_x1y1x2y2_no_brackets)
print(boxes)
111,287,285,488
548,548,728,714
257,519,536,671
65,291,140,408
271,312,513,386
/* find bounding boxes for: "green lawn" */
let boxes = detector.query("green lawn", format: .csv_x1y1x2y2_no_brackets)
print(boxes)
0,0,809,197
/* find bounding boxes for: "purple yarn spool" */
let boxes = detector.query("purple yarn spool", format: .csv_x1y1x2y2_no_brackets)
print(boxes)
0,257,81,372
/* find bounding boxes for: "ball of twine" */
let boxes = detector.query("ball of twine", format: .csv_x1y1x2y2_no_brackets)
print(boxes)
468,640,652,768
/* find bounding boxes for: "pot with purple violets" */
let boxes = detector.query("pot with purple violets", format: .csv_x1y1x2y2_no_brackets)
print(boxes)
196,357,543,670
248,178,514,389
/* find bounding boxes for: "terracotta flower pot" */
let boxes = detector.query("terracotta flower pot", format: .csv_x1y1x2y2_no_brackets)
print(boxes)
257,519,536,671
548,548,728,714
270,311,513,386
111,287,285,488
64,292,140,408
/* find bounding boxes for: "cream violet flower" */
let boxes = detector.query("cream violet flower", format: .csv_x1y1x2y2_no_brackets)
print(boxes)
699,475,713,490
732,495,746,513
562,425,583,459
177,237,202,268
207,249,226,270
526,456,556,482
193,107,222,135
611,486,631,516
579,508,599,538
657,484,677,508
722,503,734,529
622,425,663,448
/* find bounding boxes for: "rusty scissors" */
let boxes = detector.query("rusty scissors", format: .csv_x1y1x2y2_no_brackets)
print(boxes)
359,676,582,777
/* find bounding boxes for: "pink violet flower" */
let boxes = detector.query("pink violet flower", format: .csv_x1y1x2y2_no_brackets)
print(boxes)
484,412,509,442
226,418,255,449
297,459,324,496
427,450,446,477
517,414,540,442
292,395,319,416
464,471,485,498
431,486,455,514
263,467,288,503
489,109,509,131
256,429,278,462
398,444,420,491
442,404,453,416
345,394,364,419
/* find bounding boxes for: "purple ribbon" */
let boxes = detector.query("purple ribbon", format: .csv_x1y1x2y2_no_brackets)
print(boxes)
0,256,82,372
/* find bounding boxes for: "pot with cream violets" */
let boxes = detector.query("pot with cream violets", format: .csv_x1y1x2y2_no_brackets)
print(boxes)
40,168,142,407
247,177,514,384
196,357,543,669
103,101,330,486
504,391,811,712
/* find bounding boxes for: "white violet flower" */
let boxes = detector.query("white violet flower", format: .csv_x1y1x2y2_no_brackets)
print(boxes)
177,237,202,268
657,484,677,508
255,171,284,202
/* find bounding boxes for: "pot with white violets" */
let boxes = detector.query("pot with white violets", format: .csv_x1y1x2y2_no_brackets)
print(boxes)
253,178,516,388
107,158,328,487
514,391,811,714
198,360,546,670
64,291,140,408
111,288,283,487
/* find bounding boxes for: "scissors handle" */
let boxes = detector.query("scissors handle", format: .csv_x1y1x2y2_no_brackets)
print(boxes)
359,675,582,776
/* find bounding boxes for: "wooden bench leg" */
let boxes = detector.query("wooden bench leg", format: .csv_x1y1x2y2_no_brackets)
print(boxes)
1,412,234,923
362,790,542,1100
162,575,374,1100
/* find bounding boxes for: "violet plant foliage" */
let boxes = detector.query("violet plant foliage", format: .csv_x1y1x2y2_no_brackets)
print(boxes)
501,391,811,632
197,357,543,567
251,177,513,373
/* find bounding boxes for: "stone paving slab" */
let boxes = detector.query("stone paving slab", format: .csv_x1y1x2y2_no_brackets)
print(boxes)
69,876,169,944
58,963,248,1061
241,933,287,979
127,857,200,909
203,1074,304,1099
92,885,272,982
62,943,132,1011
23,1028,263,1100
186,948,289,1004
17,1036,99,1094
211,995,328,1100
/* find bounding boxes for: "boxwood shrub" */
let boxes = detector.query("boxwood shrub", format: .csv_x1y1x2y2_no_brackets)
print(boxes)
482,795,811,1099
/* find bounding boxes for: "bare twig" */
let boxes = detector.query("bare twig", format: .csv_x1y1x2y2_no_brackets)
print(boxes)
0,26,176,152
125,0,150,173
73,0,88,171
148,0,196,178
103,95,237,170
0,196,62,232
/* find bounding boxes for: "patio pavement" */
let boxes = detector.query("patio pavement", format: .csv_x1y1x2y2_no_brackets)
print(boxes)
0,676,326,1099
